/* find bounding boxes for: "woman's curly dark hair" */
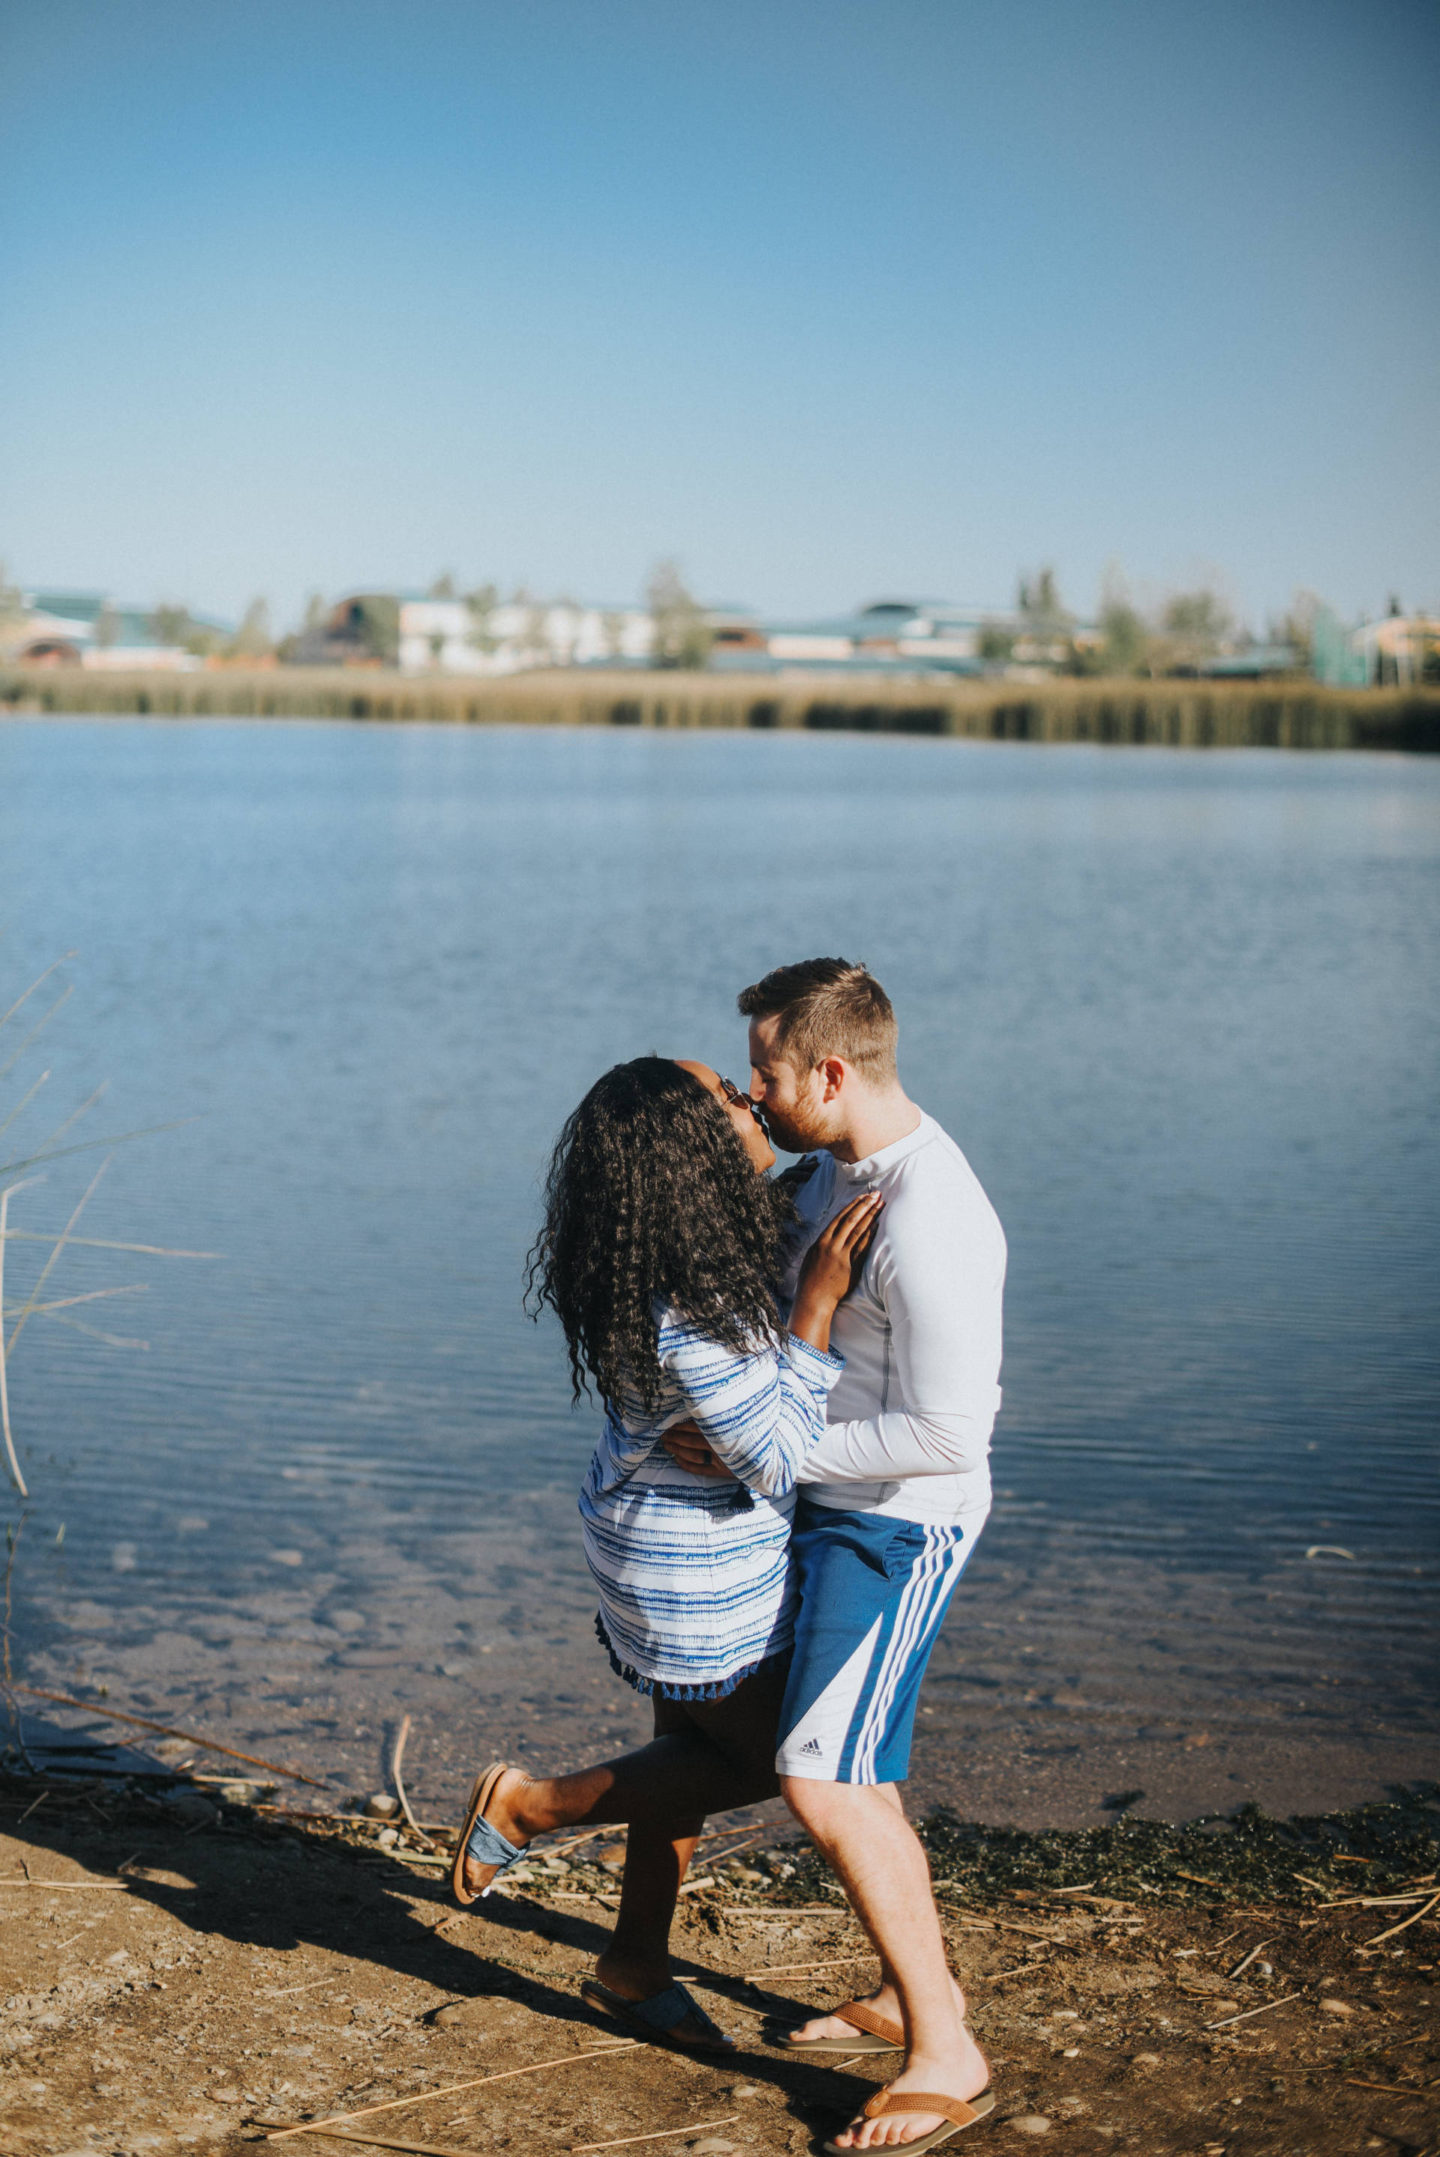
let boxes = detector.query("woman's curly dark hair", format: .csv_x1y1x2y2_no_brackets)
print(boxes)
527,1057,791,1413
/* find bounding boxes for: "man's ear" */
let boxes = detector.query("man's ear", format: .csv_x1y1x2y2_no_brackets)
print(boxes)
818,1056,848,1102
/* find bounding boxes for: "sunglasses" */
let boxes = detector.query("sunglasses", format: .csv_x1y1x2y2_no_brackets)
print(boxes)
717,1074,771,1139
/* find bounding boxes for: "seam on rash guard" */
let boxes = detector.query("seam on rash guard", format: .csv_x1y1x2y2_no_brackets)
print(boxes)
880,1315,892,1412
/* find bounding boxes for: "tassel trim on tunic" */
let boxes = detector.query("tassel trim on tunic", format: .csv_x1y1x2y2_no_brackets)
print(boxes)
594,1612,786,1701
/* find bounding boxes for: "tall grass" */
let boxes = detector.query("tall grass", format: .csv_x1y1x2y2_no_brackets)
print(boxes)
2,665,1438,751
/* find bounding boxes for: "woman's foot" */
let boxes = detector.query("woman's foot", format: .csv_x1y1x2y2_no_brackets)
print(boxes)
592,1950,735,2052
786,1975,967,2047
830,2026,990,2149
459,1766,536,1896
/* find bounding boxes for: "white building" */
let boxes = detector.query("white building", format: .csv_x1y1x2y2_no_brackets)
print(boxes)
11,592,202,669
397,596,653,674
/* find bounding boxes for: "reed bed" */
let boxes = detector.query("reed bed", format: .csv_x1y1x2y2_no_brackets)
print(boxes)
3,665,1438,751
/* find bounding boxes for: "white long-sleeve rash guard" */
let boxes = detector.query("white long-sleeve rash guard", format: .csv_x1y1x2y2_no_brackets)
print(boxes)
780,1110,1007,1529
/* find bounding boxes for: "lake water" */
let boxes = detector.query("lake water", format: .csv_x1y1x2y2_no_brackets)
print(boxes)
1,718,1436,1827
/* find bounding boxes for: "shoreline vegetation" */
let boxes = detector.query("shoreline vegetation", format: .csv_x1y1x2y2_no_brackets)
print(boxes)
3,664,1439,751
2,1765,1436,2152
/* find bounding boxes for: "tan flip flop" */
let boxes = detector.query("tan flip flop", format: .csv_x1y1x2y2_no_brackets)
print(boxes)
772,1996,904,2055
822,2086,996,2154
450,1762,526,1907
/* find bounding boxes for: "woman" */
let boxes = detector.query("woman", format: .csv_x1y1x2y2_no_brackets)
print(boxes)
450,1055,880,2052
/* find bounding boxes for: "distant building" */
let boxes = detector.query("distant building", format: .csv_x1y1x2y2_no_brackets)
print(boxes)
285,596,398,667
13,591,219,670
1311,606,1440,688
711,600,1009,675
1190,645,1300,680
396,595,653,674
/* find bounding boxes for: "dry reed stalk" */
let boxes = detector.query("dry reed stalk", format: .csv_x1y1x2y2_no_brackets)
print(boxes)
0,984,73,1087
0,1177,43,1495
1203,1993,1303,2031
0,957,77,1037
1360,1891,1440,1947
0,1878,129,1890
1343,2078,1440,2095
265,2044,638,2141
1227,1939,1277,1978
1,1511,34,1771
747,1953,877,1981
390,1716,435,1850
0,1071,51,1143
1318,1891,1436,1909
571,2115,740,2152
16,1685,328,1786
293,2134,483,2157
0,1115,196,1183
0,1230,217,1255
5,1157,108,1358
716,1904,842,1916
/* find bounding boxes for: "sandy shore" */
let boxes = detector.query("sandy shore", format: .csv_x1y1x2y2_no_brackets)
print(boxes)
1,1772,1436,2156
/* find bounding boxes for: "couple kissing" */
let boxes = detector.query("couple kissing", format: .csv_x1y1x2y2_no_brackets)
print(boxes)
451,958,1006,2154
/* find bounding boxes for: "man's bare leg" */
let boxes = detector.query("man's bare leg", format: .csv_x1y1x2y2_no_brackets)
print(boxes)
782,1786,968,2044
782,1777,988,2151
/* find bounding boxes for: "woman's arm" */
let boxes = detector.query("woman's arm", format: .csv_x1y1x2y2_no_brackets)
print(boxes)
659,1192,882,1495
658,1319,841,1499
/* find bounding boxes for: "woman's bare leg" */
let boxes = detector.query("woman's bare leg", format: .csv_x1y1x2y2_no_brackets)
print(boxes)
463,1655,789,2039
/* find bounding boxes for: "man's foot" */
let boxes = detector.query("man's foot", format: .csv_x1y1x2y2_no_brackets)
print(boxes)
459,1766,535,1896
786,1975,967,2047
590,1953,735,2052
829,2029,990,2150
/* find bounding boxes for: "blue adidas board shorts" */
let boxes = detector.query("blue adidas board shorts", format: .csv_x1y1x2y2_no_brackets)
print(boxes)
775,1498,977,1785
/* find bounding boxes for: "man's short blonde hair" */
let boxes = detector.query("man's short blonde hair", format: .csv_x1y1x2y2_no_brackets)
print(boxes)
738,958,898,1082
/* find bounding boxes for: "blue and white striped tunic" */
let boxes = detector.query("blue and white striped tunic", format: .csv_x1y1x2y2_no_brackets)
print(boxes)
579,1311,844,1700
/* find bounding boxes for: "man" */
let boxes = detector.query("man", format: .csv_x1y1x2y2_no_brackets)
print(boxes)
667,958,1005,2150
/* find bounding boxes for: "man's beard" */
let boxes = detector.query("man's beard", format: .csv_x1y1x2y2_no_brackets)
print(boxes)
766,1104,827,1154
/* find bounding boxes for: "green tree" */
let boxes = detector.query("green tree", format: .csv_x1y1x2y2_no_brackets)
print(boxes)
148,603,192,648
646,558,712,669
1017,567,1073,644
1268,590,1322,672
977,621,1015,666
1159,588,1231,670
0,562,26,639
466,582,500,655
428,571,457,600
352,595,399,663
230,597,274,659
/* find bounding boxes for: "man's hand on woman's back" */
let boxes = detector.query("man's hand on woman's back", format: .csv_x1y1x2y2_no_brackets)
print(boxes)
661,1418,734,1478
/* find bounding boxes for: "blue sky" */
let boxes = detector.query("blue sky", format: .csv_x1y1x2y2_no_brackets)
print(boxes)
2,0,1436,631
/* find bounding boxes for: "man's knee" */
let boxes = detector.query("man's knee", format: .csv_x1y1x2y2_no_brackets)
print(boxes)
781,1773,889,1836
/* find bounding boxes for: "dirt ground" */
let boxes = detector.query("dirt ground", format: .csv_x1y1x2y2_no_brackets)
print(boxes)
1,1776,1437,2157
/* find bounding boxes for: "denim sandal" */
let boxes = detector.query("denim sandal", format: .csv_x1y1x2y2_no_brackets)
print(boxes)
451,1762,527,1907
579,1976,735,2055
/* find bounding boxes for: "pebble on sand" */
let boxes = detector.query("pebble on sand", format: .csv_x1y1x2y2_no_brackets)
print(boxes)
1319,1998,1355,2015
1005,2117,1052,2136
